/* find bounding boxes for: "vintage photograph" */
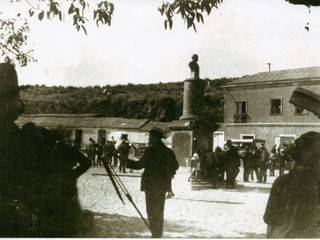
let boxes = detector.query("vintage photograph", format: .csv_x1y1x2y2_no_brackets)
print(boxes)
1,0,320,238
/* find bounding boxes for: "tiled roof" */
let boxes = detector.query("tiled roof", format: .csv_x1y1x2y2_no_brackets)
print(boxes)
225,66,320,86
15,116,149,129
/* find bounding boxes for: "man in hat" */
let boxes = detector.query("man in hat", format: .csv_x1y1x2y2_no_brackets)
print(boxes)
127,127,179,238
0,62,91,237
115,133,131,173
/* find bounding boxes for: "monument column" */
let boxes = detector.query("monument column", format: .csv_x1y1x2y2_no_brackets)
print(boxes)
170,55,214,167
179,54,206,120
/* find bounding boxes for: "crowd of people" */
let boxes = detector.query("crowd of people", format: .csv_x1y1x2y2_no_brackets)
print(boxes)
193,140,296,189
86,134,134,173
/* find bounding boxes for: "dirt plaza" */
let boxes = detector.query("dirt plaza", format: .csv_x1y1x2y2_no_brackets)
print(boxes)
76,165,283,238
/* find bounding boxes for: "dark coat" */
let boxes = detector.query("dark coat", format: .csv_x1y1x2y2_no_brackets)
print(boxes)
0,122,91,237
127,142,179,192
264,168,320,238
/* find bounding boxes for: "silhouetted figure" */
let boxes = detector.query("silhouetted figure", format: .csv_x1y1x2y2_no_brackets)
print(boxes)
225,140,240,189
264,132,320,238
203,149,219,188
127,127,179,238
0,62,91,237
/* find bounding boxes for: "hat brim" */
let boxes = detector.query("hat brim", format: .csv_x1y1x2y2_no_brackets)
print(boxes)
149,130,165,138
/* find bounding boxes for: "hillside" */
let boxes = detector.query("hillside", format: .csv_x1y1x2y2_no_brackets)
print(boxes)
19,78,238,123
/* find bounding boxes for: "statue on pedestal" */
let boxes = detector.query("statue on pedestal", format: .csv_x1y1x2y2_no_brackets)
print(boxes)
188,54,199,79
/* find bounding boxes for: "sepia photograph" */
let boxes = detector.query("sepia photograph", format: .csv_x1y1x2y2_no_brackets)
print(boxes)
1,0,320,238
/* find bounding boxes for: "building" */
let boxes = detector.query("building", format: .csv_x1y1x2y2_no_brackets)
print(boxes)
15,114,171,150
216,66,320,151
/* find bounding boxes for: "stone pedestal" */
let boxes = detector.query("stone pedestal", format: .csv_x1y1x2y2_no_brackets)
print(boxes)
170,120,214,167
179,78,206,121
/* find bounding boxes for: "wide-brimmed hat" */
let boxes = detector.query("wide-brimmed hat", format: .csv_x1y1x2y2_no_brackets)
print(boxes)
149,127,165,138
0,63,19,93
121,133,128,140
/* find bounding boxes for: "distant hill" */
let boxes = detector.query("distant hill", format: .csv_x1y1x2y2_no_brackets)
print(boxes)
19,77,238,123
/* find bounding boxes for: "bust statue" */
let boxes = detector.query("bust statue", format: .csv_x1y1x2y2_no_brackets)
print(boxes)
188,54,199,79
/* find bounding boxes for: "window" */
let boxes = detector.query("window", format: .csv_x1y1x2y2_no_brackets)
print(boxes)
270,99,282,115
241,135,255,140
236,101,247,114
294,106,308,115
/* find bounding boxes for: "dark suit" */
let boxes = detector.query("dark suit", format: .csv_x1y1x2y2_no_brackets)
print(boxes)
264,169,319,238
127,141,179,238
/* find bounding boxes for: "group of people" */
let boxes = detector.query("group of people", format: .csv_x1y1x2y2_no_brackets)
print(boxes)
86,137,117,167
241,142,270,183
86,134,134,174
196,140,296,189
192,139,241,189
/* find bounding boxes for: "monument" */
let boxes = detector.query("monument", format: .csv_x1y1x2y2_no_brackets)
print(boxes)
170,55,215,167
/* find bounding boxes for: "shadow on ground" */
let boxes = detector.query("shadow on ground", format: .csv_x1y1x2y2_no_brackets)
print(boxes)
190,179,271,194
80,212,266,238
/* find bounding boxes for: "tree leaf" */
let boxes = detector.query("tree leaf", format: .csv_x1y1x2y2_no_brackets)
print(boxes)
169,19,173,29
81,25,87,35
38,11,44,21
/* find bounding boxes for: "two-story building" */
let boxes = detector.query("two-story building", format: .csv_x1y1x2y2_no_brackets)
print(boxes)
215,66,320,151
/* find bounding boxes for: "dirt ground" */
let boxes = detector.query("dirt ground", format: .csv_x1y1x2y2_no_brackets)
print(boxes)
77,165,283,238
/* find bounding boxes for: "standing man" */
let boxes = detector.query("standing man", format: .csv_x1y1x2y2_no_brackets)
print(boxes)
250,142,260,182
258,144,269,183
242,146,251,182
111,136,118,166
115,133,131,173
225,140,240,189
127,127,179,238
86,137,96,167
269,145,277,176
203,149,219,189
279,145,289,176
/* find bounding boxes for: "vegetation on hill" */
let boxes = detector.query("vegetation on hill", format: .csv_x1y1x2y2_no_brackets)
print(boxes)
19,77,238,123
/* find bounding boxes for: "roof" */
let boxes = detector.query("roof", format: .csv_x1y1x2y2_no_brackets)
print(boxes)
140,121,172,132
15,116,150,129
19,113,102,118
224,66,320,87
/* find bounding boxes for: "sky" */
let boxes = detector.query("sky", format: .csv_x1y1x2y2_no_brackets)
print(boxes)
2,0,320,87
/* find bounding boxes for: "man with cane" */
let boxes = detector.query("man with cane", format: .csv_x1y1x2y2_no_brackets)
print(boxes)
127,127,179,238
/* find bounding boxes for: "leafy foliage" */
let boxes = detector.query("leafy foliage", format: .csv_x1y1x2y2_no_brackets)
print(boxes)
19,78,236,123
1,0,115,66
285,0,320,7
0,15,36,66
158,0,223,32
